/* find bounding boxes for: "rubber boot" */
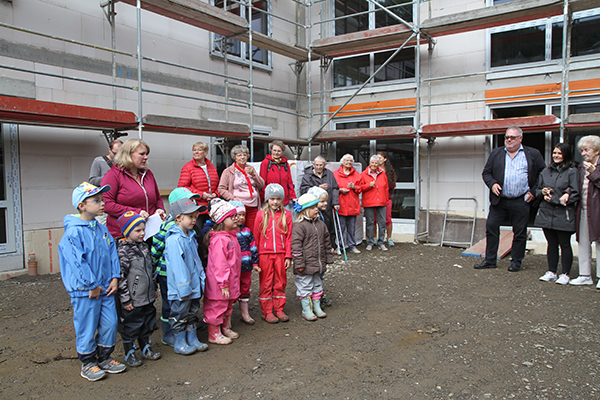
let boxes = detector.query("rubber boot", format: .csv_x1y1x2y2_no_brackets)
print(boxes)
312,299,327,318
173,330,196,355
161,318,174,346
207,324,232,345
123,340,142,367
139,337,161,360
221,315,239,340
300,297,317,321
186,324,209,352
259,298,278,323
239,300,255,325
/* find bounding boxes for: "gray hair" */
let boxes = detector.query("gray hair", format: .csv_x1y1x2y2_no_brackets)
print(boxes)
340,153,354,163
506,126,523,137
313,155,327,164
578,135,600,152
369,154,381,164
230,144,250,160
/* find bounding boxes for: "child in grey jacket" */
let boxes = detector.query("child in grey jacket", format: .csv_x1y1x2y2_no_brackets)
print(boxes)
116,211,161,367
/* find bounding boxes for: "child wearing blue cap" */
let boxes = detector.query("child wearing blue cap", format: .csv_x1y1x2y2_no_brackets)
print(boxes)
58,182,126,381
116,211,161,367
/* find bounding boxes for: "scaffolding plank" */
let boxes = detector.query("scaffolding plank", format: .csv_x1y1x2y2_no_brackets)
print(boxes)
142,114,249,138
120,0,310,61
567,112,600,129
314,126,416,142
422,116,561,137
312,0,596,58
0,95,137,130
252,135,308,146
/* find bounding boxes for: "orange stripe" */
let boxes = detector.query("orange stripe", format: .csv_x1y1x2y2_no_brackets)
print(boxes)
485,79,600,104
329,98,416,117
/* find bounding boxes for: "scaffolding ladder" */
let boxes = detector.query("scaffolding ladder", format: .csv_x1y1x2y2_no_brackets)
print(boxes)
440,197,478,248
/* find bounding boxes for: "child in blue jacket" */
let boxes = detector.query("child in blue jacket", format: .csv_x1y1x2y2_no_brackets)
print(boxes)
58,182,126,381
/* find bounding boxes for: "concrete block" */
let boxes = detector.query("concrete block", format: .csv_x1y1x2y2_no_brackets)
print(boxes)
23,228,63,275
0,76,36,99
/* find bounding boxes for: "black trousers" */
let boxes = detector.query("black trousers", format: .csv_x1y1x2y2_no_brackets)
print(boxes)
543,228,574,275
169,298,200,332
118,303,157,344
485,197,530,266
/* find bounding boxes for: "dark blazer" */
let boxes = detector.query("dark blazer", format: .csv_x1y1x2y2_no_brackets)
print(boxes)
575,161,600,242
482,145,546,205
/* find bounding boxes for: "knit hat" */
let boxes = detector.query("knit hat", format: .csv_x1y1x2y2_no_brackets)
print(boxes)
307,186,327,200
264,183,285,202
117,211,145,237
209,198,237,224
169,187,200,205
170,198,202,219
294,193,319,212
72,181,111,209
229,200,246,214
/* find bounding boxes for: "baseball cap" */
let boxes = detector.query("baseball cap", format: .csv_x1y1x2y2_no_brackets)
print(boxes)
170,198,203,219
168,187,201,205
72,182,111,209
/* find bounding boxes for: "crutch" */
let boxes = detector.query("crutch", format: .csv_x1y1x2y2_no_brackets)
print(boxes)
332,210,342,255
334,208,348,261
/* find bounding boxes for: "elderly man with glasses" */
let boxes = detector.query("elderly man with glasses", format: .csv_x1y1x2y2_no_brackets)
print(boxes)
474,126,545,272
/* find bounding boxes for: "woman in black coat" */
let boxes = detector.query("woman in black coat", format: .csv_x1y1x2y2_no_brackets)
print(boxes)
535,143,579,285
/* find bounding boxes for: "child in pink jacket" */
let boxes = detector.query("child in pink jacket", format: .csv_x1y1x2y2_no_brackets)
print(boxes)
254,184,293,324
203,199,241,345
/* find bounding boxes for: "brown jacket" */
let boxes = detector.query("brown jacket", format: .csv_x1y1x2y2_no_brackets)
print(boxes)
576,162,600,242
291,218,333,276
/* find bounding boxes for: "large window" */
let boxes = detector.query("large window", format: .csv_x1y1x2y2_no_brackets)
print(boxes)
489,8,600,68
212,0,271,67
334,48,415,88
335,0,412,36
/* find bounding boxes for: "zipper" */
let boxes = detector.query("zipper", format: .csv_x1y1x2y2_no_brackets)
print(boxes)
313,220,322,273
125,168,150,213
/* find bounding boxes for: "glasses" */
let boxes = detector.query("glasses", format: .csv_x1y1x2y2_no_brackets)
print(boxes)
505,135,521,141
86,199,105,204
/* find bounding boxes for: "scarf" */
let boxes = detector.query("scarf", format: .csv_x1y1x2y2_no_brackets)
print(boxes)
235,163,254,200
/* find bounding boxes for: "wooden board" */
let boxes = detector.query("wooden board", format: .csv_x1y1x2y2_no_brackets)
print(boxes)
462,230,528,259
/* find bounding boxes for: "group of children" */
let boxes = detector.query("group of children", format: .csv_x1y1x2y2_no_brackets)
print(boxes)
58,180,336,381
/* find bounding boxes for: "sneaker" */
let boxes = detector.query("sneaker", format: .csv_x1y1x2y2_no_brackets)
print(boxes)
378,243,388,251
556,274,570,285
320,297,333,308
142,346,161,361
98,357,126,374
125,351,142,367
596,279,600,290
81,362,106,382
569,276,593,286
350,247,361,254
539,271,557,282
387,238,395,247
366,244,373,251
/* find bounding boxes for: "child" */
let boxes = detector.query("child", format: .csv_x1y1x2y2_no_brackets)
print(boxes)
151,187,205,347
254,183,293,323
58,182,126,381
292,193,333,320
229,200,260,325
307,186,334,307
116,211,161,367
203,199,241,345
165,198,207,355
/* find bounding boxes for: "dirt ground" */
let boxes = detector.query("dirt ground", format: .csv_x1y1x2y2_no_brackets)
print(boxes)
1,243,599,399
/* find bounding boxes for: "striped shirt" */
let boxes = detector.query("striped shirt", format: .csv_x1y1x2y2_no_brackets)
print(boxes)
503,146,529,198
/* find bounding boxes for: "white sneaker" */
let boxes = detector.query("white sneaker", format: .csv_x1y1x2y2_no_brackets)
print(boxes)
569,276,593,285
366,244,373,251
539,271,557,282
596,279,600,289
350,247,361,254
556,274,570,285
378,244,388,251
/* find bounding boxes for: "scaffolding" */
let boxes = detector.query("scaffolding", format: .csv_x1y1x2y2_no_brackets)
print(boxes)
1,0,600,242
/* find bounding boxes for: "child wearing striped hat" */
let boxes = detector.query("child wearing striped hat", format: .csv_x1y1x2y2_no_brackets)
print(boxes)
116,211,161,367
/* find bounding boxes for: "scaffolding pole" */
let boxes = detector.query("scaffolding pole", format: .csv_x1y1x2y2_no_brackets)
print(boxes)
560,0,571,142
247,0,254,161
136,0,143,139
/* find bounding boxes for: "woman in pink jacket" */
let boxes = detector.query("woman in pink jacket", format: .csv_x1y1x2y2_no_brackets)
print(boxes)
203,199,241,345
102,139,166,238
359,155,389,252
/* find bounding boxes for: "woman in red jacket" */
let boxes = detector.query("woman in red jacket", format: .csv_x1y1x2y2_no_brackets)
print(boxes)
177,141,220,230
102,139,166,238
259,140,297,209
359,155,389,251
334,154,362,254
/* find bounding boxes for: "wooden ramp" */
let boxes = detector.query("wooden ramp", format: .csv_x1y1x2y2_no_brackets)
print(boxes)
462,230,526,259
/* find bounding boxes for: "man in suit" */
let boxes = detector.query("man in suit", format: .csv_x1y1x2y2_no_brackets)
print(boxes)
474,126,546,272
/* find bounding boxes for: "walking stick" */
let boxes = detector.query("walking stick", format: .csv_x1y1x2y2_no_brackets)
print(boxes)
334,208,348,261
331,209,342,255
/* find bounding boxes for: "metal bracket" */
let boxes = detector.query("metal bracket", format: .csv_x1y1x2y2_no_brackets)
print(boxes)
320,57,332,72
289,61,304,76
102,129,129,145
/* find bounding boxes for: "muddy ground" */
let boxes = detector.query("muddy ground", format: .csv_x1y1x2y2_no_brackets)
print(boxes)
1,243,599,399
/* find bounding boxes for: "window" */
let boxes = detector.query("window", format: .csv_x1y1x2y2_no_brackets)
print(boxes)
489,8,600,68
212,0,271,67
333,48,415,88
335,0,412,36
